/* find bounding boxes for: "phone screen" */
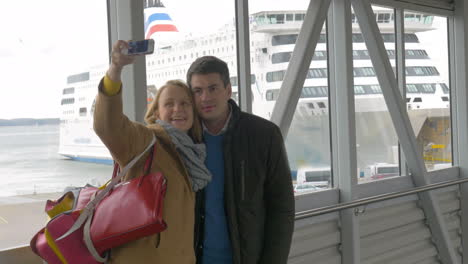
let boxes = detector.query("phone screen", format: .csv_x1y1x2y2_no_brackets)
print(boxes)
128,40,149,54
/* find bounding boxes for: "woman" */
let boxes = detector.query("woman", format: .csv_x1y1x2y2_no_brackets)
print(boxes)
93,40,211,263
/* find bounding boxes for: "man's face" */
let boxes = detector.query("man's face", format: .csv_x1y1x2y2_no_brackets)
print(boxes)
190,73,232,123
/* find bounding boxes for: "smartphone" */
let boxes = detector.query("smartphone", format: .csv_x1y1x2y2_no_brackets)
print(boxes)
123,39,155,55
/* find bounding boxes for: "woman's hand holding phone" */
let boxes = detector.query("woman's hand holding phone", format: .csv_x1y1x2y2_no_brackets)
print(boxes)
107,40,137,82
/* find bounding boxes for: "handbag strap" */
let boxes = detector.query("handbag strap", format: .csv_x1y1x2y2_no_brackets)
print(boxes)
112,142,156,180
83,192,108,263
57,134,157,241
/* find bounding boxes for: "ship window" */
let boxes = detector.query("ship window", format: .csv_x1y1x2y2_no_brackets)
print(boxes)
354,86,366,94
272,34,297,46
308,69,327,78
406,84,418,93
423,15,434,24
63,87,75,95
406,98,411,102
272,52,292,64
313,51,326,60
440,83,450,94
377,13,391,23
286,14,293,21
421,84,436,93
415,67,439,76
405,13,415,20
307,103,315,109
317,102,326,109
303,87,315,97
370,85,382,94
272,34,326,46
79,108,87,116
295,13,305,21
354,67,375,77
302,86,328,98
61,98,75,105
413,97,422,102
67,72,90,84
404,34,419,43
266,70,285,82
266,14,284,24
405,49,428,58
266,89,280,101
441,96,449,102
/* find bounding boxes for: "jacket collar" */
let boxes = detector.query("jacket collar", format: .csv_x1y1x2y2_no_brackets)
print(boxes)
226,99,241,133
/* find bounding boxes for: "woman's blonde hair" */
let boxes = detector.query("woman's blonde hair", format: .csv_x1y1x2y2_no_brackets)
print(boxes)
144,80,202,143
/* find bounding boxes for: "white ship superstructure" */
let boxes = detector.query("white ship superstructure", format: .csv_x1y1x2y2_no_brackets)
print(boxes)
59,3,450,174
58,65,112,164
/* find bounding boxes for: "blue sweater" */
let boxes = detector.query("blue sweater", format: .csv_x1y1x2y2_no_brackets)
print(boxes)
202,133,233,264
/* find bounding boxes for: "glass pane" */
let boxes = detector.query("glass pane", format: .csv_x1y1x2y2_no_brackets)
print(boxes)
0,0,109,249
404,13,452,171
249,1,332,194
354,6,400,183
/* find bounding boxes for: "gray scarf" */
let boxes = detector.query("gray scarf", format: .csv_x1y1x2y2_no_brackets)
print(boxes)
155,120,211,191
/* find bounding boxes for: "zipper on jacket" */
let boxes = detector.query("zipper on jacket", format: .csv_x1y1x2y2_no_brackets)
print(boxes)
240,160,245,201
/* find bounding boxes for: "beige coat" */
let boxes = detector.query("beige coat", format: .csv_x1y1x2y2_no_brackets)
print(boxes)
93,84,195,264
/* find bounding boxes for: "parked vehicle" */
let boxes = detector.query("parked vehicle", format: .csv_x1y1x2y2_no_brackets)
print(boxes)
364,163,399,180
294,183,321,194
296,166,331,188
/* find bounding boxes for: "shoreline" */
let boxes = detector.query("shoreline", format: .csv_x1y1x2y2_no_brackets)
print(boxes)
0,192,62,206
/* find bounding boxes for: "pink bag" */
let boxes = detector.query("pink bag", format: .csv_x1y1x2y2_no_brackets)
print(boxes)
31,211,102,264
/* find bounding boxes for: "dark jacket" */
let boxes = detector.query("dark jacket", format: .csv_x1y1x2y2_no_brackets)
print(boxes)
195,100,295,264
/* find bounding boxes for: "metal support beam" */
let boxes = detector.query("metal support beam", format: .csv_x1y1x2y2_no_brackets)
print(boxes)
451,0,468,261
328,0,360,262
351,0,459,263
270,0,331,137
235,0,253,113
108,0,147,122
395,8,408,177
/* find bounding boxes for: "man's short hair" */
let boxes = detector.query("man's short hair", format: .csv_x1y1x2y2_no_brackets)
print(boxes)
186,56,230,88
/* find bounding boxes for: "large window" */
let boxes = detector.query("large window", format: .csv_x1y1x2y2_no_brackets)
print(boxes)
354,6,400,183
0,0,109,250
405,13,452,171
250,0,332,193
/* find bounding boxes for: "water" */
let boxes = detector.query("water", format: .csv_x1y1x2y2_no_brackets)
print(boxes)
0,124,111,197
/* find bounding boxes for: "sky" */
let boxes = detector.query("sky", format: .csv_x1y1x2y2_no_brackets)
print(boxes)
0,0,448,119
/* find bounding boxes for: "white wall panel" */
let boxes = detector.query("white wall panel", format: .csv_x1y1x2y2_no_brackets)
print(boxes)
436,187,463,262
289,218,341,264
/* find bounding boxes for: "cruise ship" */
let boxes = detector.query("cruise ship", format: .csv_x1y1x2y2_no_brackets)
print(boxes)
58,0,451,176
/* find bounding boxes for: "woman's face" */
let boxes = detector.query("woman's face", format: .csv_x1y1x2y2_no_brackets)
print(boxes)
156,85,194,133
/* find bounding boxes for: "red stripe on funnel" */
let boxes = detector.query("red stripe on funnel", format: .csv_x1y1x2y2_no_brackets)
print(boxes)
146,24,178,39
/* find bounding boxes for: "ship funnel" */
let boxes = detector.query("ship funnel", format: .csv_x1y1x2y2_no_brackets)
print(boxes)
144,0,181,45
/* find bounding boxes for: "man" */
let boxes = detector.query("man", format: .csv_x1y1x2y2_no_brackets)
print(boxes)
187,56,295,264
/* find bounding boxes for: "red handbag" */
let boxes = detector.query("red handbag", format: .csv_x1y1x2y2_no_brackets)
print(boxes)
89,156,167,254
30,135,167,263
